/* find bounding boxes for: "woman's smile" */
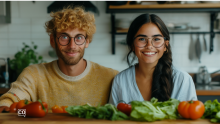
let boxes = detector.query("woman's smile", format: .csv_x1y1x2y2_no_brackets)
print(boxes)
142,51,157,57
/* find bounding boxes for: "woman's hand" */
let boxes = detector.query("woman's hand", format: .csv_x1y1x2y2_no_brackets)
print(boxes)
0,106,10,113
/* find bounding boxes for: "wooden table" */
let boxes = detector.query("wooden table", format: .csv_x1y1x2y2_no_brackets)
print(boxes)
0,113,218,124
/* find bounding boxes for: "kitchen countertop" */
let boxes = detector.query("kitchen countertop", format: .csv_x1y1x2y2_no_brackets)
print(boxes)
0,113,217,124
196,90,220,95
1,88,220,96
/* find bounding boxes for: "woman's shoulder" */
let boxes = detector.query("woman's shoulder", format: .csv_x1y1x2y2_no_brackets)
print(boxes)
171,66,194,87
172,66,191,79
171,66,197,101
113,65,135,86
115,65,134,78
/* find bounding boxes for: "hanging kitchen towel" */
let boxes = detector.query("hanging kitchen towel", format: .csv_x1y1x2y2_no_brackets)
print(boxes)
189,34,194,61
195,34,202,63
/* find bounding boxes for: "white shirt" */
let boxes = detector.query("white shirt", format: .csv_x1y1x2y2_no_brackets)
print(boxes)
109,65,197,106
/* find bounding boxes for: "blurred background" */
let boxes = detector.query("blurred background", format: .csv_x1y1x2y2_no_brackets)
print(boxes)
0,1,220,93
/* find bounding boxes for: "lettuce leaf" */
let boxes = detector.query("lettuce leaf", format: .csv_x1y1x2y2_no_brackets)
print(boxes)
130,97,180,122
66,103,129,121
203,99,220,123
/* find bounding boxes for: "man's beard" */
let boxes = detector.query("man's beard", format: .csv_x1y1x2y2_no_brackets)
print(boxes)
55,42,85,65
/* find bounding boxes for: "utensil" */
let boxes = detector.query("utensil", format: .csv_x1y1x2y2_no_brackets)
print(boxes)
188,34,194,61
190,26,200,30
196,66,211,90
195,34,202,63
196,66,220,89
203,34,207,52
167,23,200,31
167,23,189,31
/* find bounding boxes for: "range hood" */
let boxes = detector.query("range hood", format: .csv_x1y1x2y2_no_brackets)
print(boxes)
0,1,11,23
47,1,99,15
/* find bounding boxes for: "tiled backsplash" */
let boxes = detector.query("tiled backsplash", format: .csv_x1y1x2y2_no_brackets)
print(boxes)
0,1,220,73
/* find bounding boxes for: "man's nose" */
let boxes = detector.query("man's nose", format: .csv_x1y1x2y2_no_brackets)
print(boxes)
68,38,77,48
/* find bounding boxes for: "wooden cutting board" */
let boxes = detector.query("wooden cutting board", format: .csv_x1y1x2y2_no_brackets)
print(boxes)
0,113,217,124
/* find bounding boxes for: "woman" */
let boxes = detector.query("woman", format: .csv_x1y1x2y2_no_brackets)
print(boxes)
109,14,197,106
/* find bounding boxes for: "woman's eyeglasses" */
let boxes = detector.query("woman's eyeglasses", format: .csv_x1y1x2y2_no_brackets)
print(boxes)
134,36,167,48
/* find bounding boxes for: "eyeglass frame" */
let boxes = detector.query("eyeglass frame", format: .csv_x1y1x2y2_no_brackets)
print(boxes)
133,35,167,48
54,33,87,46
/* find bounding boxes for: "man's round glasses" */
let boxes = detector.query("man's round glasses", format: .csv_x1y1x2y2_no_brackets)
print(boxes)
57,34,86,46
134,36,167,48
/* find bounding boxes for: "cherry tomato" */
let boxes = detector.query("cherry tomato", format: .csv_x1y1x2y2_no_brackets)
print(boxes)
9,102,18,113
178,100,205,120
117,102,132,116
52,105,63,113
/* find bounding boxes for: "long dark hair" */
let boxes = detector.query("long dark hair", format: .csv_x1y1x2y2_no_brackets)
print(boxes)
126,14,173,102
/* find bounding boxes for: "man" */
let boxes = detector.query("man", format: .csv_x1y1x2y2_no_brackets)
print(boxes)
0,7,118,113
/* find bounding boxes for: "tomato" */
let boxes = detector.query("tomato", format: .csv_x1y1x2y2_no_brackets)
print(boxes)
21,99,47,118
52,105,64,113
16,100,32,110
117,102,132,116
61,106,68,113
9,102,18,113
178,100,205,120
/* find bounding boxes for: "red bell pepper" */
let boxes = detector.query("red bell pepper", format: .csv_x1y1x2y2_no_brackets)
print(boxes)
21,99,47,118
42,102,48,113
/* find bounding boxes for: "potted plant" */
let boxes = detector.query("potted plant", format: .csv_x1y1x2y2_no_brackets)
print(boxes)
9,42,45,81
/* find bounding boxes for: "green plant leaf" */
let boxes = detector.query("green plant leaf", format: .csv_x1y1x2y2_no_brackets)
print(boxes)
34,45,37,49
32,54,36,60
35,59,39,63
27,50,34,58
9,42,45,76
15,52,22,59
38,56,43,60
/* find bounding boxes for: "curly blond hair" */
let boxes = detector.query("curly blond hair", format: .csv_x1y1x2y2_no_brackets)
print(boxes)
45,6,96,43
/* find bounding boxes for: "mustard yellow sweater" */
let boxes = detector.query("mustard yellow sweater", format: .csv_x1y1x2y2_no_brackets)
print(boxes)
0,60,118,112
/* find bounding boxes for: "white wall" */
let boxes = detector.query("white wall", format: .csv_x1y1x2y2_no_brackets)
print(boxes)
0,1,220,73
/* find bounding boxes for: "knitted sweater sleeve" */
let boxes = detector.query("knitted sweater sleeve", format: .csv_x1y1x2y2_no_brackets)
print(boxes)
0,66,37,107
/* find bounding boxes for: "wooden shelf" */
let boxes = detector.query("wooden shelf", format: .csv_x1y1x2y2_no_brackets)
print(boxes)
116,29,220,35
109,3,220,9
107,3,220,13
116,29,128,33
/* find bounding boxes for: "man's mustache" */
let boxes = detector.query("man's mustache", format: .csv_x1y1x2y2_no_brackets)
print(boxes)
62,49,79,53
